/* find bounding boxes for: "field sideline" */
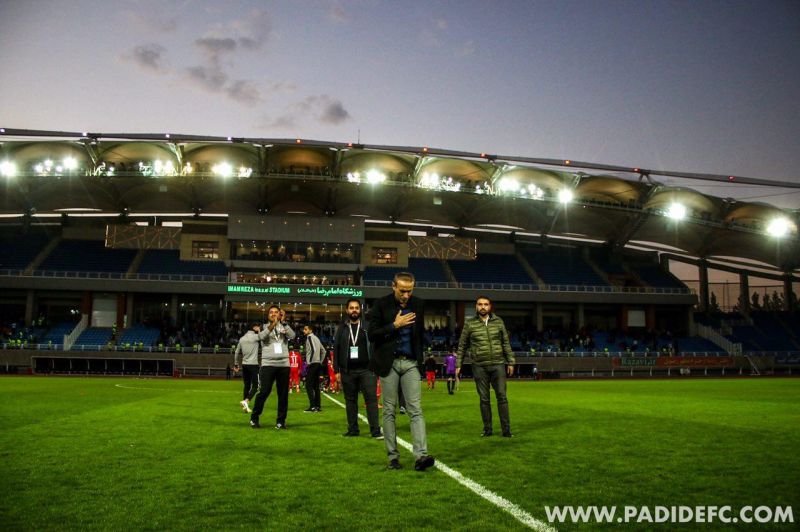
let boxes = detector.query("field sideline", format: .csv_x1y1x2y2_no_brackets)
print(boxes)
1,376,798,531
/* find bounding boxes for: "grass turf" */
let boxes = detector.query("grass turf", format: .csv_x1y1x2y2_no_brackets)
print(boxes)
0,376,798,531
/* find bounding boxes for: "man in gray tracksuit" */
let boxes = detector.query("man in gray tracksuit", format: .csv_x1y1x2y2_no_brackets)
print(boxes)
303,324,326,412
234,323,266,413
250,306,296,429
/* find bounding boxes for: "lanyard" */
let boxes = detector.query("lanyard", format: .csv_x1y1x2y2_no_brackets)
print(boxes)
348,322,361,347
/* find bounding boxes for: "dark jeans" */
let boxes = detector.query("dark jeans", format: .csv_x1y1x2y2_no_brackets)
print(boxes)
472,364,510,434
341,368,380,434
251,366,290,424
305,363,322,408
241,364,259,400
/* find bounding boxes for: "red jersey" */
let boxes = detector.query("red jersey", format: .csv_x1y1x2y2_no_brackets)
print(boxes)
289,351,301,369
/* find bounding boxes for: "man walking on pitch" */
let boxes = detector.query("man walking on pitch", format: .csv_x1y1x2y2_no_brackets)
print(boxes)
250,306,295,429
456,296,515,437
234,323,266,413
303,324,326,412
368,272,435,471
444,351,457,395
333,298,381,438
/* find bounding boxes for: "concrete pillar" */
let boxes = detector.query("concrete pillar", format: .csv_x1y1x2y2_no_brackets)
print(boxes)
576,303,585,329
448,301,457,334
170,294,179,326
116,294,126,331
698,261,709,312
687,307,696,336
535,303,543,332
81,291,92,316
24,290,35,326
784,275,794,312
126,293,134,328
645,305,656,331
619,305,629,332
739,273,750,314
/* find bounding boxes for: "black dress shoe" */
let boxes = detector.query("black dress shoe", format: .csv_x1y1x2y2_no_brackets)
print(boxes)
250,419,260,429
414,455,435,471
502,432,513,438
342,431,360,437
387,459,402,470
480,430,493,437
275,423,287,430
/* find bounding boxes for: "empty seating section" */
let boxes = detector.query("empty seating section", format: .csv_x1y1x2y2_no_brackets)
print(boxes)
118,325,161,347
40,240,136,273
40,322,79,345
72,327,113,349
629,264,686,289
522,249,608,286
727,314,799,352
0,234,51,270
137,250,227,277
448,254,534,287
363,258,449,284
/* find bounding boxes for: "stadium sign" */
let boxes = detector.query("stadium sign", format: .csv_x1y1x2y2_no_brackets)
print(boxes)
613,356,735,367
227,285,364,298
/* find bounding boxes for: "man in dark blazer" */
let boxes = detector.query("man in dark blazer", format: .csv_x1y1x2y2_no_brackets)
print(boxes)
367,272,435,471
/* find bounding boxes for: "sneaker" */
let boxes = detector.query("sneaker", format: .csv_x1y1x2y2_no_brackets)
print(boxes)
414,455,435,471
342,431,360,437
313,407,322,412
502,432,514,438
250,419,260,429
304,407,315,413
240,400,249,412
387,459,402,470
480,430,493,437
371,431,384,440
399,406,406,415
275,423,287,430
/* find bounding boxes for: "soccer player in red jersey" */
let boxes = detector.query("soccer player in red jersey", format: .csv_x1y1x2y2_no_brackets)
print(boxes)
288,349,301,394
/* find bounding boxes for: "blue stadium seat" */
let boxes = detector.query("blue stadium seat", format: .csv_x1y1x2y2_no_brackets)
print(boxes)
137,249,227,277
522,248,609,286
40,240,136,273
448,254,534,286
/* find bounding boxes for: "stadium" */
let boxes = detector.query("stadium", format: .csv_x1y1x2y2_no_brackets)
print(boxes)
1,128,798,530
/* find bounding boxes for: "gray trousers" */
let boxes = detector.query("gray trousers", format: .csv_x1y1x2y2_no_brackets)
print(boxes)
472,364,510,434
381,358,428,460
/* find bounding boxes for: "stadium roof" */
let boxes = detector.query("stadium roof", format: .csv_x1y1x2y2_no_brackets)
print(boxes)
0,129,798,272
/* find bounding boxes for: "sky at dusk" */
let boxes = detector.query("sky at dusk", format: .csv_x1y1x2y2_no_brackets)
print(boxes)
1,0,798,208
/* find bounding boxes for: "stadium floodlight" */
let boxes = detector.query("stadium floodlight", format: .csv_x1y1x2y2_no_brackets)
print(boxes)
666,202,687,221
213,162,234,179
183,163,193,175
558,188,574,204
0,160,16,178
366,169,386,184
237,166,253,178
766,217,791,238
498,177,519,193
347,171,361,183
419,172,440,189
63,156,78,171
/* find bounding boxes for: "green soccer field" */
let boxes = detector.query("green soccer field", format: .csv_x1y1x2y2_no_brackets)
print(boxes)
0,376,798,531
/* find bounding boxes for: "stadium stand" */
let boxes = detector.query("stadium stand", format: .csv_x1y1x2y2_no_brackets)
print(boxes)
521,248,609,287
447,254,534,287
0,234,51,270
71,327,113,349
136,249,228,277
628,263,686,289
363,258,449,284
39,322,80,346
118,325,161,347
39,240,136,274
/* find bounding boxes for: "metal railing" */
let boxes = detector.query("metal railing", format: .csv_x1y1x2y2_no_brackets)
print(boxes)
0,269,227,282
364,279,690,294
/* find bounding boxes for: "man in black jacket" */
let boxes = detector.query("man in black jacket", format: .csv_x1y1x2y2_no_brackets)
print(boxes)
367,272,435,471
333,298,381,438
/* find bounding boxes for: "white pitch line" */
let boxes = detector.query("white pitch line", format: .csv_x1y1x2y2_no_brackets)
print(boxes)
114,383,230,394
322,392,557,532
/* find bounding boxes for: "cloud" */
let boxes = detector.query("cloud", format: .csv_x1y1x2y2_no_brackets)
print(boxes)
122,9,178,34
226,80,263,106
120,44,169,73
329,6,347,23
456,40,475,58
195,36,238,58
186,64,228,91
257,94,351,131
318,98,351,124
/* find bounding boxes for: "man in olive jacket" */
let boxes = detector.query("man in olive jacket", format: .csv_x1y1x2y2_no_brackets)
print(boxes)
456,296,515,437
